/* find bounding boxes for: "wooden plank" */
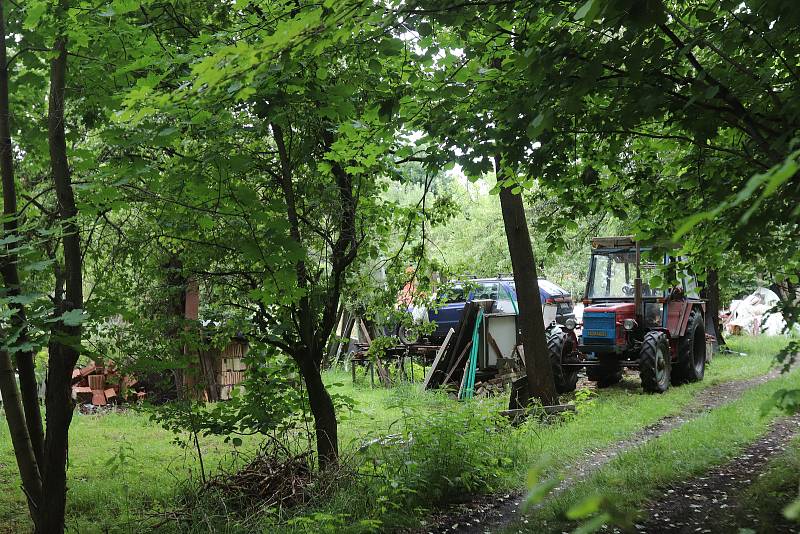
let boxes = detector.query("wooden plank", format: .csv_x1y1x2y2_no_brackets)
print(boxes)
442,302,478,374
441,340,472,386
487,331,505,361
456,357,471,398
421,328,454,390
359,319,372,345
443,305,477,375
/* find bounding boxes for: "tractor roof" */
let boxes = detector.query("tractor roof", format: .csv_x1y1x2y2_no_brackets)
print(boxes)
591,235,637,249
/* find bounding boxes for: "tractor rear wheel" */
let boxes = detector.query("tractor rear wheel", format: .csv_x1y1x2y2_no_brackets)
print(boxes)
547,328,579,394
586,357,623,388
640,330,671,393
673,309,706,384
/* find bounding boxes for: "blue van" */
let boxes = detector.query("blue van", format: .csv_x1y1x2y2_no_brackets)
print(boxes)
401,277,575,344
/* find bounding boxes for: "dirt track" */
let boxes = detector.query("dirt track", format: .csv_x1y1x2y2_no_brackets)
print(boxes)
417,370,784,534
638,413,800,533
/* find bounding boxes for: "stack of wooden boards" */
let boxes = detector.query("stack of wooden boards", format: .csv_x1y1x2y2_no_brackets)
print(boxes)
422,301,525,398
71,361,141,406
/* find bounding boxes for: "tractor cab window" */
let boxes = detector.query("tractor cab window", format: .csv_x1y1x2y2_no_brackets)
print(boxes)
683,274,700,298
587,250,663,299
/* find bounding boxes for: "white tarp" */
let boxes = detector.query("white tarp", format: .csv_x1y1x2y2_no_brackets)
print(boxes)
725,287,791,336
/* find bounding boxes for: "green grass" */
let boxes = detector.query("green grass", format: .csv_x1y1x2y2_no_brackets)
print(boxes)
500,335,785,486
711,435,800,530
515,348,800,531
0,335,789,533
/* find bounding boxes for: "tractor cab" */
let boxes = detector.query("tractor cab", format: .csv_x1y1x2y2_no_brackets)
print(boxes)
547,236,707,394
581,236,701,351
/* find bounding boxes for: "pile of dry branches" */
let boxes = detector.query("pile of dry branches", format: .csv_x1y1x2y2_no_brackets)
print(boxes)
202,445,313,511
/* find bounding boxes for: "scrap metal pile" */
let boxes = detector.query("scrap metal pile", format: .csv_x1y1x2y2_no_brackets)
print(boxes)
71,360,142,407
723,287,797,336
422,300,524,398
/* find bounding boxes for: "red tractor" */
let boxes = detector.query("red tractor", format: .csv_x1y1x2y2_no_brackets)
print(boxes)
548,236,708,394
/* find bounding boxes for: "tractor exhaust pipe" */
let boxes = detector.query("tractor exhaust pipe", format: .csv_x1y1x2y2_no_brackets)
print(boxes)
634,242,642,320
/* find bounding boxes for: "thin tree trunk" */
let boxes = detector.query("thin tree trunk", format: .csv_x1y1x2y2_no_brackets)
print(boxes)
0,348,42,527
496,158,558,407
0,0,44,466
272,121,344,467
702,269,725,350
40,19,81,533
297,351,338,468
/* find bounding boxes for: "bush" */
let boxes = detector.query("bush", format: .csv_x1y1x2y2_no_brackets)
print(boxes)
354,391,523,521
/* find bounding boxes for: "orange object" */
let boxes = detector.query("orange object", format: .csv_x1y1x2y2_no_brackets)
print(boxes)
87,374,105,390
91,390,107,406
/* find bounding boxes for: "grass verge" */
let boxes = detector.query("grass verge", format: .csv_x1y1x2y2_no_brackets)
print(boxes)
516,360,800,532
0,336,787,533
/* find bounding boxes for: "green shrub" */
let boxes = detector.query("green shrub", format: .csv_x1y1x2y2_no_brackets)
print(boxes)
359,392,521,513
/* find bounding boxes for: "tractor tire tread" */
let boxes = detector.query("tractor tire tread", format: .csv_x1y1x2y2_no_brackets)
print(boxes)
548,328,579,394
673,309,705,385
640,330,670,394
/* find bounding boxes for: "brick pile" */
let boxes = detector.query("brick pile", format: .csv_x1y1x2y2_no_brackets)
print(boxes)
71,361,143,406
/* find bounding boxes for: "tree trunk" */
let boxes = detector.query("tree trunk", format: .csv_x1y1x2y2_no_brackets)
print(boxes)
701,268,725,350
40,21,81,534
163,255,188,398
297,351,338,468
40,341,77,534
0,0,44,468
0,349,42,527
496,160,558,407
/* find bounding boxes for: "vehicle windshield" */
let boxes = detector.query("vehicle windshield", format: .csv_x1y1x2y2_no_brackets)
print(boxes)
440,285,466,304
587,250,661,299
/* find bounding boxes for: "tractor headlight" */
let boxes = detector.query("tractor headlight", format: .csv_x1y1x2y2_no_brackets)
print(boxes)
565,318,577,331
623,318,636,331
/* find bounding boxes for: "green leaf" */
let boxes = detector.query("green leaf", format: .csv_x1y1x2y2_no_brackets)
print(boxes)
567,494,604,519
24,1,47,29
704,85,720,99
231,437,243,447
523,477,559,508
526,113,549,139
60,309,89,327
783,496,800,520
574,0,598,21
695,8,716,23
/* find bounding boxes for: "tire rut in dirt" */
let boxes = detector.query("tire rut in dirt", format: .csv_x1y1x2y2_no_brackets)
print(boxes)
415,371,782,534
638,413,800,533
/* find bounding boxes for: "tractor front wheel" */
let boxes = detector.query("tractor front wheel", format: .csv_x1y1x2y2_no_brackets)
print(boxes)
673,309,706,385
547,328,579,394
640,330,671,393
